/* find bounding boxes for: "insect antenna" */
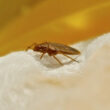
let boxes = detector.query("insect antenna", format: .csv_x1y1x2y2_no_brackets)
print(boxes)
25,43,37,51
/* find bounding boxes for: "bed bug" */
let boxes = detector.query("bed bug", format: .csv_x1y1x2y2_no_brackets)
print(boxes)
26,42,80,65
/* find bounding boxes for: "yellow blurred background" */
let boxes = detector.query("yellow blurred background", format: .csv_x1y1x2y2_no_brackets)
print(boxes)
0,0,110,56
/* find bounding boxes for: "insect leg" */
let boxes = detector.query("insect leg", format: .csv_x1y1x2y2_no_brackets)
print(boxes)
26,43,37,51
63,54,79,63
40,53,45,59
53,55,63,65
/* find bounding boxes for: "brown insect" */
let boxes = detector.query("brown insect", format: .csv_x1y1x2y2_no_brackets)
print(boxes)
26,42,80,65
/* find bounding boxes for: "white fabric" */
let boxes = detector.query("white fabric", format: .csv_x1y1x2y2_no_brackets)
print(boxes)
0,33,110,110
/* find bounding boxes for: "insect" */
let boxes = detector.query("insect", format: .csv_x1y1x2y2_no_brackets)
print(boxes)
26,42,80,65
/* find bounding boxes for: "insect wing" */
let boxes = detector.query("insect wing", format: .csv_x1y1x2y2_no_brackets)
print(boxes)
49,42,80,55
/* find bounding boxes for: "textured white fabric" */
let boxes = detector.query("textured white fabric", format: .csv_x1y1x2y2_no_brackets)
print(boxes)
0,33,110,110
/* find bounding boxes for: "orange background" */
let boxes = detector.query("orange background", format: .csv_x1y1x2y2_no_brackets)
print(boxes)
0,0,110,56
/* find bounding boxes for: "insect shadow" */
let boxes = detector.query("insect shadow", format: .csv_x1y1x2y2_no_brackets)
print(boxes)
33,54,74,69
